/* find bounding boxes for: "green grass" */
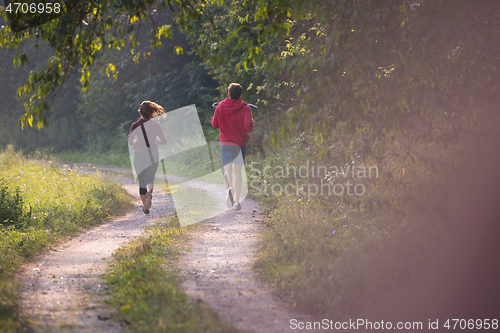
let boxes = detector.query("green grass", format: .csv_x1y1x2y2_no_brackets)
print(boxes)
55,150,131,168
0,145,133,331
103,216,244,333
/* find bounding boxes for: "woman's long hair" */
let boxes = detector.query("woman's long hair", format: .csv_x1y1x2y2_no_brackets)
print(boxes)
139,101,165,120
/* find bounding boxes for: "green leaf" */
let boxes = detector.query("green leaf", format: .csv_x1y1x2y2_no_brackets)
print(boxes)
175,46,184,55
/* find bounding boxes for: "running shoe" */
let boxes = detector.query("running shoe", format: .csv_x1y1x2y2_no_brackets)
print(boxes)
225,187,234,208
143,207,149,214
144,192,152,210
233,202,241,211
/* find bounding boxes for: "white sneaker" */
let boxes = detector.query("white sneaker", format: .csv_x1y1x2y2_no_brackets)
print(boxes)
225,187,234,208
144,192,152,210
233,202,241,211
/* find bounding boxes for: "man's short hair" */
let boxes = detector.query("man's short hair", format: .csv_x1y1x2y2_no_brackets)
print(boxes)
228,83,242,99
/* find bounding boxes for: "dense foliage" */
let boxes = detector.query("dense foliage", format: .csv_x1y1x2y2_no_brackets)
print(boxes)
1,1,499,150
0,15,218,155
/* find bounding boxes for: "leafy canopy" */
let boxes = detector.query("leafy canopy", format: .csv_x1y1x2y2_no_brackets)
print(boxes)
1,0,499,147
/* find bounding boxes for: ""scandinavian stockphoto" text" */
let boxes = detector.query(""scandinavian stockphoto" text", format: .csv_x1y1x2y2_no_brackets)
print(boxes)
249,161,378,198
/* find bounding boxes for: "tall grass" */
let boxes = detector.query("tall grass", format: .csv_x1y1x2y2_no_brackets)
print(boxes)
0,145,133,331
248,115,490,321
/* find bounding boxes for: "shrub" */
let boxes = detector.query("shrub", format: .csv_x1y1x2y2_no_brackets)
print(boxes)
0,179,24,228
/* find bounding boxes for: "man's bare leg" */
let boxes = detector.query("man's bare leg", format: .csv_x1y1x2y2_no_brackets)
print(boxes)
224,163,233,188
233,164,243,203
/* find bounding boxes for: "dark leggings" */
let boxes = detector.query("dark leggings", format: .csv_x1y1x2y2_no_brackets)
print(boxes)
134,151,159,195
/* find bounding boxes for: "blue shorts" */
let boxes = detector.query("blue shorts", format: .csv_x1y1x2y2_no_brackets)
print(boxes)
221,145,246,166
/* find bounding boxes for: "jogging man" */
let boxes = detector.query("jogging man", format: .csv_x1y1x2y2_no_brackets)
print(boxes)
212,83,254,211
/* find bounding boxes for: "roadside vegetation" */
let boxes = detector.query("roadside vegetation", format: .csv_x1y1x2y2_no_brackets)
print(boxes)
103,216,242,333
246,118,475,320
0,145,242,332
55,151,131,168
0,146,133,331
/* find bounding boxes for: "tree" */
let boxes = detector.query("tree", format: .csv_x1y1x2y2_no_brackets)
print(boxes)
181,1,500,146
1,0,175,128
1,0,499,147
0,5,218,153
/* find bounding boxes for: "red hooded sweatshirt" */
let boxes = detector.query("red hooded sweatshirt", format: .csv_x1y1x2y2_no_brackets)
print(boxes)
212,98,254,146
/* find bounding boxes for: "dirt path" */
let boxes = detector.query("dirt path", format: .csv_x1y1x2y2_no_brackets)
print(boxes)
18,164,319,332
179,199,321,333
18,168,175,332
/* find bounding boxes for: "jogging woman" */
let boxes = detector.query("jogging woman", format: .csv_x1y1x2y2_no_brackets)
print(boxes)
127,101,167,214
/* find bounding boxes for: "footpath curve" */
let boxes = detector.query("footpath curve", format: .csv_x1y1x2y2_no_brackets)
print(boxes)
18,166,174,332
179,198,321,333
18,164,321,332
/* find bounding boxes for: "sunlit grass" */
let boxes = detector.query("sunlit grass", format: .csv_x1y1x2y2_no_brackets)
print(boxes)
0,145,133,331
55,150,131,168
